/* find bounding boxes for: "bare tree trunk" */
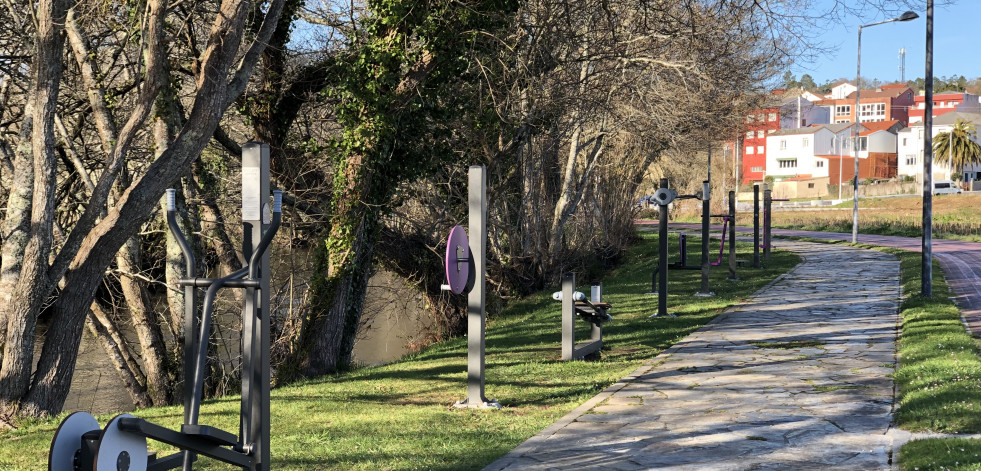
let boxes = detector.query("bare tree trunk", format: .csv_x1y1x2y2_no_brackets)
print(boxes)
300,220,376,375
0,0,71,414
86,307,151,408
116,238,172,405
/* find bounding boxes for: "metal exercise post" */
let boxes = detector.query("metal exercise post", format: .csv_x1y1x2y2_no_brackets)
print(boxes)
764,186,772,262
241,142,271,471
655,178,671,317
696,181,714,297
753,185,761,269
728,191,738,281
458,165,499,409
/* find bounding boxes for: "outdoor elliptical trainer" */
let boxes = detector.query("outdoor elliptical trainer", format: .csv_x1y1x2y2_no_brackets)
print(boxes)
49,142,282,471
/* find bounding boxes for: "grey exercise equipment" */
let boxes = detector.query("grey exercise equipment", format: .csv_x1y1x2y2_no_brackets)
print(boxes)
441,165,500,409
94,414,147,471
647,178,703,317
49,142,282,471
49,412,99,471
555,274,611,360
695,180,714,297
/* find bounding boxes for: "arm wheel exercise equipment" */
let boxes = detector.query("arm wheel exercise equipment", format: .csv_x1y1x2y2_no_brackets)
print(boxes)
49,142,282,471
553,274,611,360
440,165,500,409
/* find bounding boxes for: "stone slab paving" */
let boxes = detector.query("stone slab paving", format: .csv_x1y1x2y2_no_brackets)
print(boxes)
656,220,981,339
484,240,901,471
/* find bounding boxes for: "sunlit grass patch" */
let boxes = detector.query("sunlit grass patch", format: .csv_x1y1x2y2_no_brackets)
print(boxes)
0,231,800,470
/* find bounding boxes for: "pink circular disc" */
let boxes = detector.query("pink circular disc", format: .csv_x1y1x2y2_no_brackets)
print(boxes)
444,225,470,294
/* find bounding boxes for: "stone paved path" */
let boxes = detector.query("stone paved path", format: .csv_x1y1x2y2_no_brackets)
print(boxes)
484,240,902,470
661,221,981,339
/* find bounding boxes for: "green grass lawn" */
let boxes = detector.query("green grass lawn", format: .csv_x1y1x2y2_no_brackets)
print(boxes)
0,232,799,470
888,247,981,470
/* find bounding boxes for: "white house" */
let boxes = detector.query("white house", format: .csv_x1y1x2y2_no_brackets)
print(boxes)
766,123,866,180
898,111,981,181
830,82,858,100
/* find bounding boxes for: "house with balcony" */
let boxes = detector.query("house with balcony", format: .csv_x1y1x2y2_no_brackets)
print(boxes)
908,92,981,123
898,111,981,183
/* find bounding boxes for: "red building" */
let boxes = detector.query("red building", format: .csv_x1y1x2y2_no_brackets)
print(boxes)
908,92,981,123
741,108,781,184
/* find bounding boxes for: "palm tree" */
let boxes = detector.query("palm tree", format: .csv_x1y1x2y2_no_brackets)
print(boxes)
933,119,981,180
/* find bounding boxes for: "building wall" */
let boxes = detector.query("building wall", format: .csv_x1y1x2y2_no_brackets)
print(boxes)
778,99,830,129
897,123,975,178
741,107,781,183
765,129,833,179
773,177,831,199
909,93,981,123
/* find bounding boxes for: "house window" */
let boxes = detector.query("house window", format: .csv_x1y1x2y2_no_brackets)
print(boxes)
802,138,810,147
746,146,754,154
835,119,850,124
746,115,754,123
859,103,886,121
757,130,765,138
816,161,825,168
779,140,787,150
746,131,754,139
906,155,917,165
751,166,764,172
768,112,777,121
902,138,907,146
758,113,765,121
778,159,797,169
807,183,815,189
850,137,868,151
835,105,851,116
757,145,764,154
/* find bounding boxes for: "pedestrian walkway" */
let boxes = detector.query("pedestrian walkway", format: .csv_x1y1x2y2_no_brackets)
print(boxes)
483,240,902,470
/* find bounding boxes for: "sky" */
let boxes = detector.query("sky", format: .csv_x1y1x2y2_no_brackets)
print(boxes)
790,1,981,85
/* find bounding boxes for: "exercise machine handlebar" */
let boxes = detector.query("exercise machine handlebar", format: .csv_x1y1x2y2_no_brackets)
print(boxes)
249,190,283,279
166,188,196,276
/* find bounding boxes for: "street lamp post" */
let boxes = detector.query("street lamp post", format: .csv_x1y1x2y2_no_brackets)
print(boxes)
853,10,919,244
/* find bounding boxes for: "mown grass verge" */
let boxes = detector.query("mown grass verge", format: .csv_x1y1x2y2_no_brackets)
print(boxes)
783,235,981,471
891,245,981,471
0,231,799,470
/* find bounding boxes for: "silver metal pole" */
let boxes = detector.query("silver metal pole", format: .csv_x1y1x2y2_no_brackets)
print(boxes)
460,165,499,408
241,142,271,471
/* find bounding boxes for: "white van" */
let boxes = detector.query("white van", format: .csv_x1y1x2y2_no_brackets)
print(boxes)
933,180,963,195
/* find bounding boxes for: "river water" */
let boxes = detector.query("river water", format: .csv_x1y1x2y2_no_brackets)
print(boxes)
60,269,431,415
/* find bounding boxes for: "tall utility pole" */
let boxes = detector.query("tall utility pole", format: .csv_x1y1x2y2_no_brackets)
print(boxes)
923,1,935,297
